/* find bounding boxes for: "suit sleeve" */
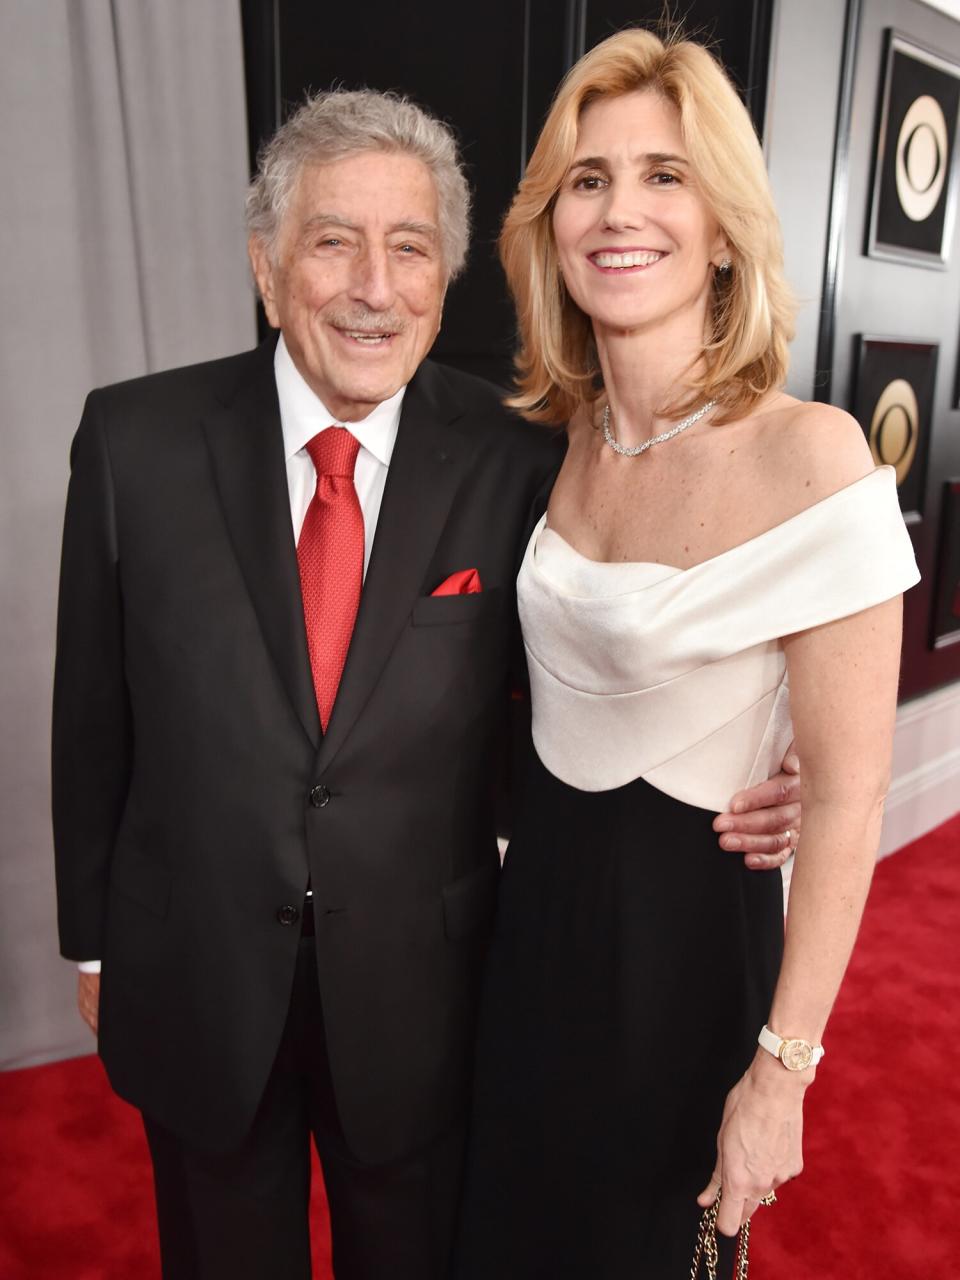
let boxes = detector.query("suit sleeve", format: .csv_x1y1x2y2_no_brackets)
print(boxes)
52,391,132,961
497,445,560,842
506,455,559,694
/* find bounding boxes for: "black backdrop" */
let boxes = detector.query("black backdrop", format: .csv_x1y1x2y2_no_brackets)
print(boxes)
240,0,773,385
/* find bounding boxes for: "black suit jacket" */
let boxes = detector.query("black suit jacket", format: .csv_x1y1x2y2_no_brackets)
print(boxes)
52,338,559,1161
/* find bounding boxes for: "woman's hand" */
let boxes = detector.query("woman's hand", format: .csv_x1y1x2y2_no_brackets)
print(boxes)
697,1051,809,1236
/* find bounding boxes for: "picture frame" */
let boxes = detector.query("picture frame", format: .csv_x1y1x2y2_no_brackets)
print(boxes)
931,479,960,648
866,29,960,269
851,336,938,523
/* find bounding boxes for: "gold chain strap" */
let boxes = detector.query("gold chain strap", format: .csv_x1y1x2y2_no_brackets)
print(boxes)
689,1190,752,1280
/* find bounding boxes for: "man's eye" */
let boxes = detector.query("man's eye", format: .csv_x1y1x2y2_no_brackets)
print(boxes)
397,243,421,254
319,236,342,247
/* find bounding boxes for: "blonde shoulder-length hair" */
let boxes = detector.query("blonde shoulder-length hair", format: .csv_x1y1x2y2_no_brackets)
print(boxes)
500,28,795,425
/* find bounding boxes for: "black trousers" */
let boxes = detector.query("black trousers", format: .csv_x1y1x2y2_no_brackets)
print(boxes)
143,928,466,1280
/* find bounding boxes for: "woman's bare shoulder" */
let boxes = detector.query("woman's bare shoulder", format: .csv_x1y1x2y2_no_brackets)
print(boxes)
755,394,875,508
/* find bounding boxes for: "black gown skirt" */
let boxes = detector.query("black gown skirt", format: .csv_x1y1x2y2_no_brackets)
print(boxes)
454,747,784,1279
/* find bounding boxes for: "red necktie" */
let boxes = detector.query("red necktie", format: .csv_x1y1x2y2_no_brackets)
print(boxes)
297,428,364,730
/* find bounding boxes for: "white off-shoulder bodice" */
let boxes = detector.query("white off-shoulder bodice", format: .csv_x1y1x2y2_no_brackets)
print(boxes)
517,466,920,811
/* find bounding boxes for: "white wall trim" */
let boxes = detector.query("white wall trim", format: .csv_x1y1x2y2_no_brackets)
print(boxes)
892,679,960,727
918,0,960,23
879,682,960,857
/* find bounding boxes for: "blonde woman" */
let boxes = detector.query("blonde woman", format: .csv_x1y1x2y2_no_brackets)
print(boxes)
455,29,918,1278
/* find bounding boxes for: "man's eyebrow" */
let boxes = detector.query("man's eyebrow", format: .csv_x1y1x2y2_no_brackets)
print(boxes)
391,220,439,240
301,213,360,233
568,152,690,169
299,214,439,239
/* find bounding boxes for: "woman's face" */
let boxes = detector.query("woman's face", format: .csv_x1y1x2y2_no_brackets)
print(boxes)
552,89,728,341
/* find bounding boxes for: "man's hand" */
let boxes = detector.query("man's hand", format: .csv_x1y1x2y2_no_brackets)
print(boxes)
78,972,100,1035
713,745,801,871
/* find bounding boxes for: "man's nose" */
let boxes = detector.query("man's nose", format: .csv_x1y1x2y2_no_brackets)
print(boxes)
348,246,395,310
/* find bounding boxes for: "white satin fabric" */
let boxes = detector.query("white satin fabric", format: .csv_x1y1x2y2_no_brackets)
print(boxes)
518,466,920,811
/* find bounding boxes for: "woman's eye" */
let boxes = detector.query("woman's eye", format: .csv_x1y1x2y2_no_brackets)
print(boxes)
649,171,679,186
574,174,606,190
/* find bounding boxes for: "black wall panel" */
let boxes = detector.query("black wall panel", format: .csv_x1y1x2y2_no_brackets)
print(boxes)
584,1,773,132
274,0,527,382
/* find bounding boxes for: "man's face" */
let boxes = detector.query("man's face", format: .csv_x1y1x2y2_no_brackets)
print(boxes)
249,151,446,421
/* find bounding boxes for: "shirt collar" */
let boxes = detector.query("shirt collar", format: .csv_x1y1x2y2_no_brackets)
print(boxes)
274,332,404,467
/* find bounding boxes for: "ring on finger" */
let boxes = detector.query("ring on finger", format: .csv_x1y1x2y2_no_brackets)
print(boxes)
784,828,798,853
759,1191,777,1207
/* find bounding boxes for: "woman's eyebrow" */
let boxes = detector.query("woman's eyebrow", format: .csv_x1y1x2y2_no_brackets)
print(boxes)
569,151,690,169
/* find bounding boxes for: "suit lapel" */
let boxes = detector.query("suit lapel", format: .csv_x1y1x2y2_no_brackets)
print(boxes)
202,341,321,749
316,361,475,770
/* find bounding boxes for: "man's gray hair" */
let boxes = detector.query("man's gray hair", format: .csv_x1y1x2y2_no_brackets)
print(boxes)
245,89,471,281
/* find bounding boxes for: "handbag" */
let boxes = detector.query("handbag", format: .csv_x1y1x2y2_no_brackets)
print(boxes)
689,1188,773,1280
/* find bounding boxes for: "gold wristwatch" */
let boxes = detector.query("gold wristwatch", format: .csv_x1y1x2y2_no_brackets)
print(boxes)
758,1024,825,1071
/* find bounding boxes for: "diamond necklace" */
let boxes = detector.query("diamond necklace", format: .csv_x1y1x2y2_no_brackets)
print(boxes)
601,398,718,457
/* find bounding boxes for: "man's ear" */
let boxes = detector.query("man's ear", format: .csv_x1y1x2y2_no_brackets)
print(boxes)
248,235,281,329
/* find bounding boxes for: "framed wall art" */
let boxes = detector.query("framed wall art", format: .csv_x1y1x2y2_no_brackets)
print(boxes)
931,479,960,648
851,336,938,523
866,30,960,268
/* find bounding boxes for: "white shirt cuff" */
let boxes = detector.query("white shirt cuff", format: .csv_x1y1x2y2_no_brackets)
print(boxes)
78,960,102,974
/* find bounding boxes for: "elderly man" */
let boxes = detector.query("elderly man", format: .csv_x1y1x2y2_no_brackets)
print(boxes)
53,90,796,1279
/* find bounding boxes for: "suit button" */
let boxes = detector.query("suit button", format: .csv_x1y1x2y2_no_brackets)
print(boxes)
276,904,300,926
309,784,331,809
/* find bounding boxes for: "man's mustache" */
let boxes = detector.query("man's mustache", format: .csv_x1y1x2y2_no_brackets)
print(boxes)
327,309,407,334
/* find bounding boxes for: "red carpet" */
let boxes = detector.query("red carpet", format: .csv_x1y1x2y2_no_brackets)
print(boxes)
2,814,958,1278
0,1060,333,1278
751,812,960,1276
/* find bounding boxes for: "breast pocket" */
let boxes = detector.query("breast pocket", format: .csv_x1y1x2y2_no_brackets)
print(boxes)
411,586,505,627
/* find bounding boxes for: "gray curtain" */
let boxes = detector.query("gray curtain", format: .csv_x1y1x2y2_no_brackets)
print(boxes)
0,1,257,1069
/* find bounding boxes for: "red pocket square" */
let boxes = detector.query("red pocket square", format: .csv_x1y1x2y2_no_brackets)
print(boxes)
431,568,482,596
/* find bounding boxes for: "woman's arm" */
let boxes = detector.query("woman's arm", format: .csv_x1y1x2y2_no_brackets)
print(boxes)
700,590,904,1236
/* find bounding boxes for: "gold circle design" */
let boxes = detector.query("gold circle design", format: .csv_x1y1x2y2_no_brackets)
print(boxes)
869,378,919,486
895,94,948,222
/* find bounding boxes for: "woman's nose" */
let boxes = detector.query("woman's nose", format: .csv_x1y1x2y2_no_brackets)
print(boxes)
600,182,647,234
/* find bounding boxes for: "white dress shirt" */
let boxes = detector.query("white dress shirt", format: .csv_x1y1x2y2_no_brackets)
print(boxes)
275,332,404,574
78,335,406,973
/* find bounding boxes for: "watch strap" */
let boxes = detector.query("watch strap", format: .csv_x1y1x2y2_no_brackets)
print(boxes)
758,1023,825,1067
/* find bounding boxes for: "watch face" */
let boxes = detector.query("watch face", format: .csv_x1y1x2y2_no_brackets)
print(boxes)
780,1039,813,1071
